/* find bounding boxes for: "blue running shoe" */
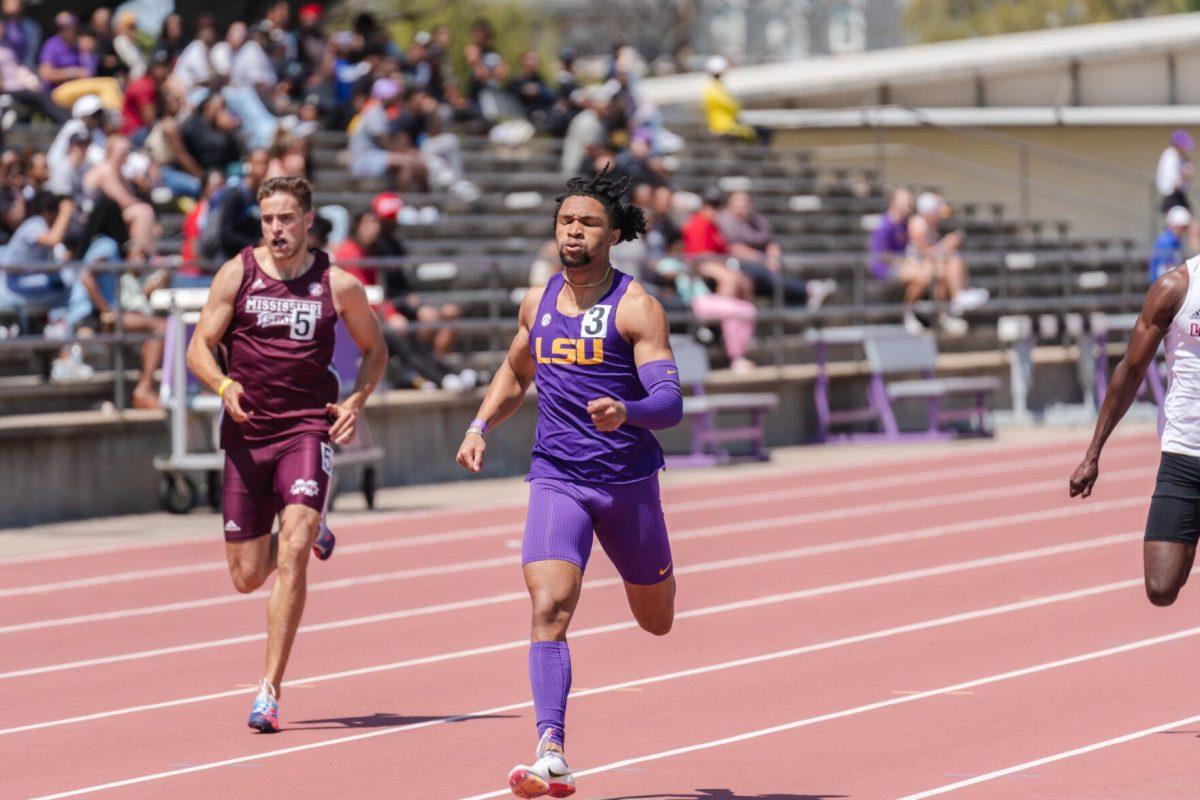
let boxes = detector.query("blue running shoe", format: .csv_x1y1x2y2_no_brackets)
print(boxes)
247,678,279,733
312,522,336,561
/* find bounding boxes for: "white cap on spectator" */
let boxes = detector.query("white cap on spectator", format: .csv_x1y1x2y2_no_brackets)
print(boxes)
414,30,431,46
706,55,729,76
916,191,942,216
72,94,103,119
1168,205,1192,228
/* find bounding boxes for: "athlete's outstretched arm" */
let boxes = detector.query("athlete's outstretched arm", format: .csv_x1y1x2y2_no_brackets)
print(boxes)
186,255,252,423
588,283,683,432
1070,266,1188,498
329,267,387,445
455,287,540,473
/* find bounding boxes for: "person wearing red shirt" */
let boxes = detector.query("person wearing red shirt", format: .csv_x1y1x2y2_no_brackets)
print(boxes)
121,50,169,139
681,188,753,301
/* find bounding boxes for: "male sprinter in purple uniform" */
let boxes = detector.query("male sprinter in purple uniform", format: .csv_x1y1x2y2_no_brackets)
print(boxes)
187,176,385,732
456,170,684,798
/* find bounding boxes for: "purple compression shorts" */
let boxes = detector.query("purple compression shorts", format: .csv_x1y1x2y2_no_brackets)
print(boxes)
523,473,673,585
222,434,332,542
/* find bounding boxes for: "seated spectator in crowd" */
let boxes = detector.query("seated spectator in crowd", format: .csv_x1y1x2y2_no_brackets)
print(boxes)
111,11,145,81
716,189,834,310
215,149,269,259
3,0,40,72
869,186,935,333
155,14,187,63
24,148,47,194
46,94,107,199
511,50,555,125
0,148,24,242
296,4,328,88
907,191,989,335
0,17,65,122
394,87,474,196
1157,129,1193,213
267,131,309,179
1150,205,1192,283
86,7,117,78
176,170,225,287
0,191,75,327
83,134,159,260
681,187,755,301
369,191,461,359
349,78,427,191
463,19,505,98
121,49,169,142
76,234,166,408
179,92,243,173
212,21,280,150
656,255,757,372
167,15,218,102
701,56,768,144
40,12,122,111
336,208,471,390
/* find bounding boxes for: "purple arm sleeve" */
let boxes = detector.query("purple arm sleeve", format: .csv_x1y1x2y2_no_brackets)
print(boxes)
624,359,683,430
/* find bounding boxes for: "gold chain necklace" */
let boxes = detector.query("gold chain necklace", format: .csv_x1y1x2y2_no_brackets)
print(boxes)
562,264,613,288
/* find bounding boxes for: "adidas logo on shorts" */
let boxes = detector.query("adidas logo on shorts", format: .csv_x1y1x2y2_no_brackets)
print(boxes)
224,520,241,532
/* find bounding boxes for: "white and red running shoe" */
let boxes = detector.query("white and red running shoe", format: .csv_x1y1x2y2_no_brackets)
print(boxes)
508,729,575,797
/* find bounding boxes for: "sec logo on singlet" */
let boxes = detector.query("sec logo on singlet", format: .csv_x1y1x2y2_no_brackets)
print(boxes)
541,313,552,327
1191,323,1200,337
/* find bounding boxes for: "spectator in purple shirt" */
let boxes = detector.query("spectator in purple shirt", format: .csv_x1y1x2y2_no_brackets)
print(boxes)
1,0,39,72
40,12,121,112
870,187,939,334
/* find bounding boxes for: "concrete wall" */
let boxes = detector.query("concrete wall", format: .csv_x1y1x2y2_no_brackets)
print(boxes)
779,124,1170,245
0,349,1097,528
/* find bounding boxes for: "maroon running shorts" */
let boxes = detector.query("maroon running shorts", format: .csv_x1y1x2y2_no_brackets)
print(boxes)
222,434,332,542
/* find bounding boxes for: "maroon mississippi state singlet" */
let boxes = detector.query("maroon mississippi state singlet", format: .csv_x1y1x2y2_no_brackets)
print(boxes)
219,246,339,449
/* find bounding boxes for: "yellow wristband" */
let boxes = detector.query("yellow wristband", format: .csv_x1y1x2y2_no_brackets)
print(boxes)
217,378,234,397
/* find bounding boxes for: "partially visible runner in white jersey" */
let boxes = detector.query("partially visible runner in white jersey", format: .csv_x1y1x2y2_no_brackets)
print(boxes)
1071,255,1200,606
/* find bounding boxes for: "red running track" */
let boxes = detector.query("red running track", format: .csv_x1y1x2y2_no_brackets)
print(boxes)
1,430,1192,800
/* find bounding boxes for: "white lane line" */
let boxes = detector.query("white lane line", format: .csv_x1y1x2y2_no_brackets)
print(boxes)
2,431,1136,567
0,455,1151,599
0,487,1147,636
0,532,1139,732
0,496,1142,681
28,580,1185,800
461,625,1200,800
895,712,1200,799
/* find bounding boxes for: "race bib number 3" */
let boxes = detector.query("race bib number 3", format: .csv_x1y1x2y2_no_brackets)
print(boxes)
581,305,611,339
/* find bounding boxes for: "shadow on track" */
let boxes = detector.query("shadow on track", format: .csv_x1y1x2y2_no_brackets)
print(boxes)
290,711,516,730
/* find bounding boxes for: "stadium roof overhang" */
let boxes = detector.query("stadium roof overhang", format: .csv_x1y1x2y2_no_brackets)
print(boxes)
739,105,1200,129
642,13,1200,113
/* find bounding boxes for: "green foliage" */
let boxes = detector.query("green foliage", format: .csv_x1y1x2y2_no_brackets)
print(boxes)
329,0,559,80
904,0,1190,42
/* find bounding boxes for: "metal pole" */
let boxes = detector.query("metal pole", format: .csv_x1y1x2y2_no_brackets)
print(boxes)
773,269,785,369
1018,146,1031,224
487,260,501,369
112,264,126,411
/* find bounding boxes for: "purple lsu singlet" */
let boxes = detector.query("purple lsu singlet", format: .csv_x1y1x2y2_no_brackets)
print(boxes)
527,270,664,483
219,246,339,449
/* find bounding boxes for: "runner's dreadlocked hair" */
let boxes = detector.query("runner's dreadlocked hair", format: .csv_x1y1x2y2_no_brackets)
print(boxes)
553,166,648,243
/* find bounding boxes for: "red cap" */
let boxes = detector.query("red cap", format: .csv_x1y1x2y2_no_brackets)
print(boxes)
299,3,323,18
371,192,404,221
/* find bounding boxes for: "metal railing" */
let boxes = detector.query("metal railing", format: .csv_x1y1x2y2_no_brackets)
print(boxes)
0,250,1150,413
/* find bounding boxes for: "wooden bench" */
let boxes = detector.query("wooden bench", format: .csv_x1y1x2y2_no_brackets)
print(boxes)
667,335,778,467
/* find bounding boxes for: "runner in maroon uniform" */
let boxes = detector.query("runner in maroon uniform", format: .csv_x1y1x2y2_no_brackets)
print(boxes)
186,176,386,732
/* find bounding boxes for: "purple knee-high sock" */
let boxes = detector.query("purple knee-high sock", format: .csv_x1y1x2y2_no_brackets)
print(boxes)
529,640,571,748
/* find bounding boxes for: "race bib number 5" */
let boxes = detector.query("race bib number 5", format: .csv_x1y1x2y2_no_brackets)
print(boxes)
291,306,318,341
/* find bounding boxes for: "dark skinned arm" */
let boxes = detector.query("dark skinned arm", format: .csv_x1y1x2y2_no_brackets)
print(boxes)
1070,266,1188,498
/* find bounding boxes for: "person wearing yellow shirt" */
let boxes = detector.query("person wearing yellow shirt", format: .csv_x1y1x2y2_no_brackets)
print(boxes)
701,55,768,144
